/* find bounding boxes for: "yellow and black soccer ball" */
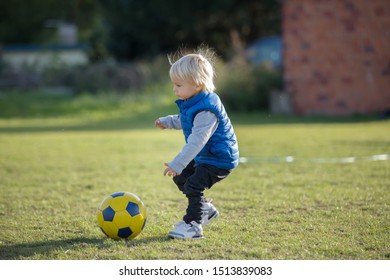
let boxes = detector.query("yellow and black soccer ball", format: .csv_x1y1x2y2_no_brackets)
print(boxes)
97,192,147,240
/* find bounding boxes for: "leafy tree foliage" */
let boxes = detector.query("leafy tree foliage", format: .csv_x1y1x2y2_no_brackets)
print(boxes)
0,0,100,44
99,0,281,60
0,0,281,60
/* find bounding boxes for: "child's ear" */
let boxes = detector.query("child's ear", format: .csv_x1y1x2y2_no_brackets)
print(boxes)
195,84,203,91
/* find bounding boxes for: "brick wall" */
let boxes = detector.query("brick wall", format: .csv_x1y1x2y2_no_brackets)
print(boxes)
283,0,390,115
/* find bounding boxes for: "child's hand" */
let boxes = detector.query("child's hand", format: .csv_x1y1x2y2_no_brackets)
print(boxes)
163,163,178,177
155,119,166,129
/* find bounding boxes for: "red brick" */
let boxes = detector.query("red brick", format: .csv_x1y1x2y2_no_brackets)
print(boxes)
283,0,390,115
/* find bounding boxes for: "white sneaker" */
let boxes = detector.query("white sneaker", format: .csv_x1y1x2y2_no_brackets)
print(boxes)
201,199,219,226
168,221,203,240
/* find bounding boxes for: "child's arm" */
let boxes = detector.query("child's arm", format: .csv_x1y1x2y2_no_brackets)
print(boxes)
165,111,218,175
155,114,182,129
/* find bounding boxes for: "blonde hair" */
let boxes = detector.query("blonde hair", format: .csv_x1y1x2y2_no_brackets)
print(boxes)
168,46,217,93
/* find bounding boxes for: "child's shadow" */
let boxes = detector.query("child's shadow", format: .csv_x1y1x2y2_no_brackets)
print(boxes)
0,235,170,260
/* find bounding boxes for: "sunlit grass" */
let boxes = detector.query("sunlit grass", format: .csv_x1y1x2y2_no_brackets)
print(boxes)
0,92,389,260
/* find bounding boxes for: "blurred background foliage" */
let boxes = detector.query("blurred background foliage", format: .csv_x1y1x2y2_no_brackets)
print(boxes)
0,0,282,112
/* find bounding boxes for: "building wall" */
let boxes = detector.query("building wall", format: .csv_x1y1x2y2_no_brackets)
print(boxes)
283,0,390,115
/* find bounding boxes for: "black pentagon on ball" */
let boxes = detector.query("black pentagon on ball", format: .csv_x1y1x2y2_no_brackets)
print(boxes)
102,206,115,221
118,227,133,238
126,202,140,216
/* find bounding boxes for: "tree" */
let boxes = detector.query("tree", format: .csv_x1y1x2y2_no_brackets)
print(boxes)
99,0,281,60
0,0,101,44
0,0,281,61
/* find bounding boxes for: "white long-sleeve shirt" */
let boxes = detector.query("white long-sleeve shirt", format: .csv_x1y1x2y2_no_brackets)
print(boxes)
158,111,218,174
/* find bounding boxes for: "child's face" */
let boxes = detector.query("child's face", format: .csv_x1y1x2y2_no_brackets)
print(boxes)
171,77,202,100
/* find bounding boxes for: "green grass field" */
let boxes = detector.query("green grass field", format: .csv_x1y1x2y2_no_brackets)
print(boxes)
0,92,389,260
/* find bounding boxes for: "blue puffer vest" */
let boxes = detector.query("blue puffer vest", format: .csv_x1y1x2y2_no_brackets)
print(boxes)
175,92,239,170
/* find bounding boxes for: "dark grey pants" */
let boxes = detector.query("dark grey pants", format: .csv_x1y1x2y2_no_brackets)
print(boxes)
173,160,231,224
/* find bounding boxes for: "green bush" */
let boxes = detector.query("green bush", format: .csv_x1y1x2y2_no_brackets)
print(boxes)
217,59,283,112
0,56,172,95
42,60,145,94
0,55,283,114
